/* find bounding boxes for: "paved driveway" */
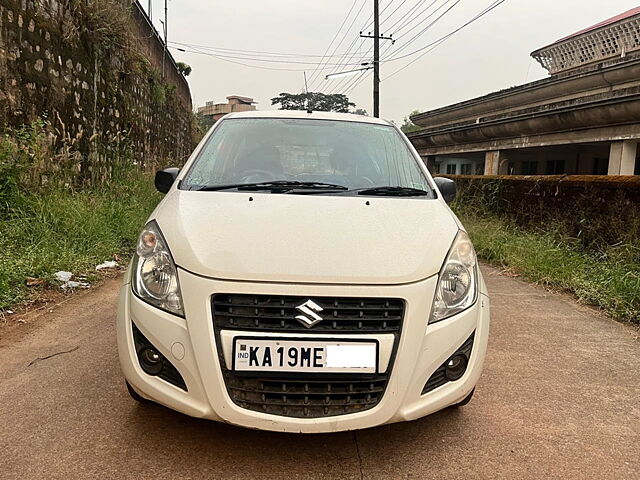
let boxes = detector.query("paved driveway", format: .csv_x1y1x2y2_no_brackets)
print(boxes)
1,266,638,479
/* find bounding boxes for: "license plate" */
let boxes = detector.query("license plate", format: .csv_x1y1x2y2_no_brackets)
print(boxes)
233,338,378,373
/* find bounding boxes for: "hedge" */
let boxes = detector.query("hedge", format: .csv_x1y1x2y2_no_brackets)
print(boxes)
447,175,640,251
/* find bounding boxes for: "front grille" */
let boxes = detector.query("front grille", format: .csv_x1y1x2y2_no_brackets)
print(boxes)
223,373,387,418
212,294,405,418
212,294,404,333
422,332,474,394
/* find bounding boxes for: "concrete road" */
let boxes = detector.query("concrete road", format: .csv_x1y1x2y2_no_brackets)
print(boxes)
1,266,638,480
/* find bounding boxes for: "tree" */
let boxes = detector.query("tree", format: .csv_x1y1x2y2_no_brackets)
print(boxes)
176,62,192,77
400,110,422,133
351,108,368,116
271,92,355,113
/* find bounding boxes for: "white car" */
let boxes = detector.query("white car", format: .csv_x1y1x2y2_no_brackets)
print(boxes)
117,110,490,433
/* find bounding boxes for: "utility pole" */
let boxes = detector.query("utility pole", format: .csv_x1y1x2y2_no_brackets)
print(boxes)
148,0,152,21
373,0,380,118
162,0,168,78
360,1,394,118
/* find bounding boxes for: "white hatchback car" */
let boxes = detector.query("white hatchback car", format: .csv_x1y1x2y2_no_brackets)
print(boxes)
117,110,490,433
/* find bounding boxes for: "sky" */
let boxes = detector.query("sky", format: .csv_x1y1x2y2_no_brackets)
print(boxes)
145,0,640,124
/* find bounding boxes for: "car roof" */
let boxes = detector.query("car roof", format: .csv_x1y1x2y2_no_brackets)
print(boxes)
224,109,393,126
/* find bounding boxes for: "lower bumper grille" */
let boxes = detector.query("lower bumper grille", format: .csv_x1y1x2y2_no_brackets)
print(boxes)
132,323,187,391
422,332,474,394
222,372,388,418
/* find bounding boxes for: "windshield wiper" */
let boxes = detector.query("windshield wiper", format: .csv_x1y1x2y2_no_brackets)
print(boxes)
355,186,431,197
193,181,348,192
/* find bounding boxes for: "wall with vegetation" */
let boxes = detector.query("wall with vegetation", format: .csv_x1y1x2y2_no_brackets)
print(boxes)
449,174,640,323
0,0,195,185
450,175,640,248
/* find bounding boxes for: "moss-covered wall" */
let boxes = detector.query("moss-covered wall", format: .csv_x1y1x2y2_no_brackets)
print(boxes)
0,0,194,184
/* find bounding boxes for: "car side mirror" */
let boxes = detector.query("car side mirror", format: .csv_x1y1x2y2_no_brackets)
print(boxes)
155,167,180,194
434,177,456,204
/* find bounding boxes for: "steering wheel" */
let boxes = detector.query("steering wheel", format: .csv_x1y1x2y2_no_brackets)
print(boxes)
233,169,278,183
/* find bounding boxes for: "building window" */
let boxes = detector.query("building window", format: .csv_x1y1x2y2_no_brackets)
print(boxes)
460,163,473,175
446,164,457,175
592,158,608,175
545,159,566,174
522,161,538,175
475,163,484,175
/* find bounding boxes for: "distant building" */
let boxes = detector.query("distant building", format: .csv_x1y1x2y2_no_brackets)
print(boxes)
197,96,256,124
408,7,640,176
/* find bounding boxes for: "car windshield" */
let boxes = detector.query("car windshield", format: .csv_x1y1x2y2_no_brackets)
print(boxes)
181,117,432,194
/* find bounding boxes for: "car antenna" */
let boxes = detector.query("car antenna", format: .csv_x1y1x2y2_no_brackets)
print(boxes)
304,71,312,114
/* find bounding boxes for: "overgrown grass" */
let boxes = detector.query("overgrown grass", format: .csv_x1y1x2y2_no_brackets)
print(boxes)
0,173,160,309
0,120,161,310
457,211,640,324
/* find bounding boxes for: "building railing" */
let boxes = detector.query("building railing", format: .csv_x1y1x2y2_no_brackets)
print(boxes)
532,16,640,74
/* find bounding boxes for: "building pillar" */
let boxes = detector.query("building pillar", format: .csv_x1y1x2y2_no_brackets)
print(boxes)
608,140,637,175
484,151,508,175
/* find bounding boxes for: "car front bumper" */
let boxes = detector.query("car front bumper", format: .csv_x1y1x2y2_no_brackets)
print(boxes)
117,267,490,433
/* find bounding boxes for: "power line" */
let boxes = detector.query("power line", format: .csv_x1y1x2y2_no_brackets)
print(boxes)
378,0,411,29
307,0,368,88
380,0,432,34
168,41,370,59
382,0,507,79
387,0,442,40
384,0,461,60
171,46,316,72
315,0,376,92
171,45,366,67
361,0,397,33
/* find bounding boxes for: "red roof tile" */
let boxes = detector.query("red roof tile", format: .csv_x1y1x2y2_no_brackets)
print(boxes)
557,6,640,42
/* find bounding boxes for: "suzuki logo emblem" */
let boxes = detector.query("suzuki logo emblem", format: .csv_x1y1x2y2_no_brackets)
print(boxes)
295,300,324,328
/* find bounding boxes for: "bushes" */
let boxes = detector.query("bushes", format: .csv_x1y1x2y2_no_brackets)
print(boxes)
459,214,640,323
450,175,640,323
0,123,161,309
451,175,640,251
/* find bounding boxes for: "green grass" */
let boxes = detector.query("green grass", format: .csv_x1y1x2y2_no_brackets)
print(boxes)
458,212,640,324
0,173,161,309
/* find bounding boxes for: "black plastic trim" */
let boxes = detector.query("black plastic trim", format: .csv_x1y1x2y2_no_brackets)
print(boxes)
132,322,187,391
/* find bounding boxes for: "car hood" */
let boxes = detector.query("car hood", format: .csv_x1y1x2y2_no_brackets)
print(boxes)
153,191,459,285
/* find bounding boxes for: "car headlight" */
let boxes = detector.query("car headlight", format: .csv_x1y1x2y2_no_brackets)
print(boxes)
430,230,478,324
131,220,184,317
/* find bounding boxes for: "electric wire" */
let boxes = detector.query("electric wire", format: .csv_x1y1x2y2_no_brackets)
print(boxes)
170,45,366,67
383,0,461,60
381,0,507,79
168,41,370,59
384,0,505,64
307,0,368,88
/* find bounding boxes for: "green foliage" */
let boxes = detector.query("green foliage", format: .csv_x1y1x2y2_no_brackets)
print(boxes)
150,81,167,106
176,62,192,76
271,92,356,113
455,207,640,324
196,113,216,134
0,120,49,213
0,170,160,309
79,0,137,57
400,110,422,133
0,124,161,309
351,108,369,116
451,176,640,252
